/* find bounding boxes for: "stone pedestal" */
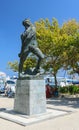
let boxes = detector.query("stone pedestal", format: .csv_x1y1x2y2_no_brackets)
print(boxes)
14,79,46,115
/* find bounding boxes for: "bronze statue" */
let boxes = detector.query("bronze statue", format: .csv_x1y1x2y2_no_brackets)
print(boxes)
18,19,44,78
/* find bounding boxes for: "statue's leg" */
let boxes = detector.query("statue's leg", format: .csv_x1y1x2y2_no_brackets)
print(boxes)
18,56,25,77
36,57,41,70
29,46,44,73
29,46,44,59
18,51,29,77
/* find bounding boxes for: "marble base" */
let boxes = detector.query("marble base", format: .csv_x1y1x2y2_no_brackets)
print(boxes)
14,79,46,115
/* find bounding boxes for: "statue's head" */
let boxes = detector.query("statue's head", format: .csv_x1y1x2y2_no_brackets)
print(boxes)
22,19,31,27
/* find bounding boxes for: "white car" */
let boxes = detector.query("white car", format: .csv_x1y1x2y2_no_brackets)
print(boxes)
5,80,16,97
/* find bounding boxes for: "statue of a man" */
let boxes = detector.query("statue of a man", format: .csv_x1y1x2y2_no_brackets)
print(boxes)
18,19,44,78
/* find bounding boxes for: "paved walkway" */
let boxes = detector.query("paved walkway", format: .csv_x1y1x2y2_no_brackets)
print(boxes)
0,96,79,130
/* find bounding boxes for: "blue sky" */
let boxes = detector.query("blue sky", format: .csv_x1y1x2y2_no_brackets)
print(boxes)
0,0,79,76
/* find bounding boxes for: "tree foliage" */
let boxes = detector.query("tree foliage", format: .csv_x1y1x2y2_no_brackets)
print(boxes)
8,61,19,72
8,18,79,85
8,57,37,72
35,18,67,86
35,18,79,86
61,19,79,74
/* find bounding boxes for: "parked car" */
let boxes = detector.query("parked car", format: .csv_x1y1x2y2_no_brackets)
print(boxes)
0,80,5,93
0,84,5,93
5,80,16,97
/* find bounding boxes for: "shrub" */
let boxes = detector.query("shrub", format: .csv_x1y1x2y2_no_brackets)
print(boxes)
59,86,68,93
59,85,79,94
69,85,79,94
68,85,74,94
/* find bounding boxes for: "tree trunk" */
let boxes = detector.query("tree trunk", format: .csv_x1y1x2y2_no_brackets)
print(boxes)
53,73,58,87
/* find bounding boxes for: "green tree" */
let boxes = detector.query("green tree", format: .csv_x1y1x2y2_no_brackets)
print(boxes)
8,18,79,86
36,18,67,86
8,61,18,72
61,19,79,75
8,57,37,73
